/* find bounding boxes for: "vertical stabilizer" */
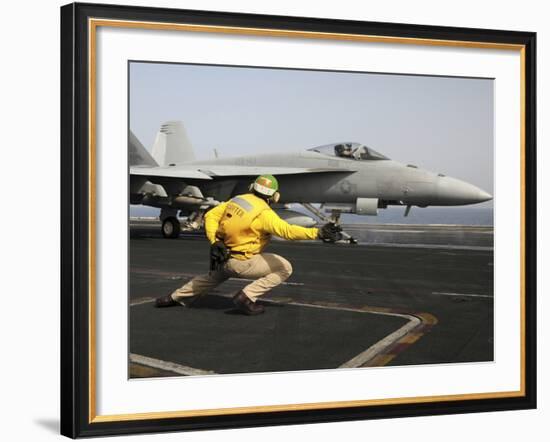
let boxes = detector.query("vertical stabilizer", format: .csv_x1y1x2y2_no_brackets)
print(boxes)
129,131,158,167
151,121,195,166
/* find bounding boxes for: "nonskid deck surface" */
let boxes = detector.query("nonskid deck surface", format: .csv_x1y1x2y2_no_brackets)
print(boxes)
129,222,494,378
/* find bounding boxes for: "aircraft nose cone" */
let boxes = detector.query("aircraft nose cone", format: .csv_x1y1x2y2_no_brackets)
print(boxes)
477,189,493,203
437,176,493,205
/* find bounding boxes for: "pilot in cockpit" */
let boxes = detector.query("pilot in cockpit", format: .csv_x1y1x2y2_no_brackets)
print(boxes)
334,143,354,158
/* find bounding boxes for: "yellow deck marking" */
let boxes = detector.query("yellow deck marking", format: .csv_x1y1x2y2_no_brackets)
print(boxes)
399,333,423,344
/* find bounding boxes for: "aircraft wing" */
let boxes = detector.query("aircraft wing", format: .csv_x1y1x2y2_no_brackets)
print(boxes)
130,164,357,205
199,166,355,177
130,166,213,180
130,165,355,181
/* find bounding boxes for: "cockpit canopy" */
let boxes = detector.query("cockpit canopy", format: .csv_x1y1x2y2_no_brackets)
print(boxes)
308,142,389,161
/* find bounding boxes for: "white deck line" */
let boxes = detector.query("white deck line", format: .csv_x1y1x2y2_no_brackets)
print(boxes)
129,297,156,307
360,242,493,251
259,299,422,368
431,291,493,299
368,229,426,233
130,353,216,376
338,319,420,368
130,295,423,371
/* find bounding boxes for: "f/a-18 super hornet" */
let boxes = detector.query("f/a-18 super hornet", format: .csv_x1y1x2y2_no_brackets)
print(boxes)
130,121,492,242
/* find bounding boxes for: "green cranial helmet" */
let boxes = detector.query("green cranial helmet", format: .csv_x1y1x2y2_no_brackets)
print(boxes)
252,174,279,196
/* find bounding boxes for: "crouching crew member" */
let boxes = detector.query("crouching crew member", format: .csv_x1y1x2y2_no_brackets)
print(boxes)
155,174,342,315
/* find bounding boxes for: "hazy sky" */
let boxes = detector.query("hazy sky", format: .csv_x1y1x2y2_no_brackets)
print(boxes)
130,62,494,207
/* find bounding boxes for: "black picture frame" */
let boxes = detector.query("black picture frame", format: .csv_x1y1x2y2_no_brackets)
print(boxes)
60,2,537,438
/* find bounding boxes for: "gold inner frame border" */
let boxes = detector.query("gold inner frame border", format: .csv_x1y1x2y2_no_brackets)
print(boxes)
87,17,527,424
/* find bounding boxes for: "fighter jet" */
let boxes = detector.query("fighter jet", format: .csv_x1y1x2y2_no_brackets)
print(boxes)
130,121,492,240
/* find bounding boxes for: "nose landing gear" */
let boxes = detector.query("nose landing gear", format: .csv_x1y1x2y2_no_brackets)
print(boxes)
301,203,358,244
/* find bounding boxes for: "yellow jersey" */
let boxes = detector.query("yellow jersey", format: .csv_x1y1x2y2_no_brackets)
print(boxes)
204,193,319,259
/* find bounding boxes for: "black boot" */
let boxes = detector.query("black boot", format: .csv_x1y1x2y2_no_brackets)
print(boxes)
155,294,179,308
232,291,265,316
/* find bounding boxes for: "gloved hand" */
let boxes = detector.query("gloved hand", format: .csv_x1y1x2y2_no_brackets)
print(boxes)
318,222,343,243
210,241,231,271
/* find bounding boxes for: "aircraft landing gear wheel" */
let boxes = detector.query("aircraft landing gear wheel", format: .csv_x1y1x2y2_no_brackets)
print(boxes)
162,217,180,239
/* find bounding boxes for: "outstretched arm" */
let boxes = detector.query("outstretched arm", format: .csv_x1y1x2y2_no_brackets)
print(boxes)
258,209,319,241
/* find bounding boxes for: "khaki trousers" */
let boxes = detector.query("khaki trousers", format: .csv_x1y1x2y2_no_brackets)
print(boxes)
171,253,293,303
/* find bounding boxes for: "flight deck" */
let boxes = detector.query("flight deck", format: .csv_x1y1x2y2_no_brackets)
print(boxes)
129,220,494,378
